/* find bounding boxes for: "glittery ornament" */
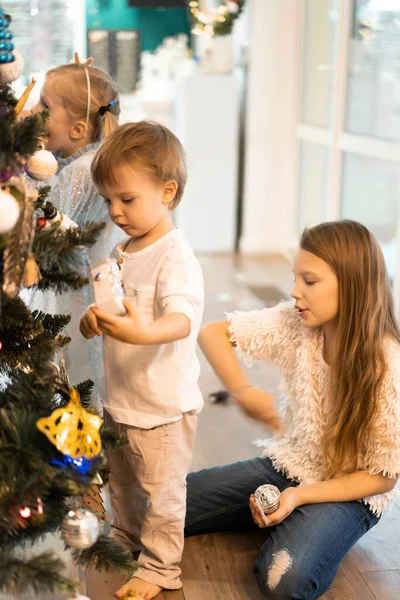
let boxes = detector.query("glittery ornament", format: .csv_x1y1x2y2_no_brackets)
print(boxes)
61,507,100,549
122,591,145,600
36,387,103,459
26,149,58,181
0,188,19,233
0,49,24,84
254,484,280,514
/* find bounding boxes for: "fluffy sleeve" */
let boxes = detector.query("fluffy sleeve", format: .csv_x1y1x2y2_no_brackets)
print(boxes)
227,301,303,370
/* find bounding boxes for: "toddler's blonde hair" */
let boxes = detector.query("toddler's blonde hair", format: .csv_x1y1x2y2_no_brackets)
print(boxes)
91,121,187,209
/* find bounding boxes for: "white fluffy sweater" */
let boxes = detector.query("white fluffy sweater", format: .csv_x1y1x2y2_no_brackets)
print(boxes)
228,302,400,515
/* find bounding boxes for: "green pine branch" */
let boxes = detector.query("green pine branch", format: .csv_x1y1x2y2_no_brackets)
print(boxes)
36,268,89,293
75,379,95,408
0,551,77,596
72,535,137,574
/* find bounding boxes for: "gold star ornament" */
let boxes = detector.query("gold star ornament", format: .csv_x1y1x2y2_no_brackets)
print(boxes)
37,388,102,458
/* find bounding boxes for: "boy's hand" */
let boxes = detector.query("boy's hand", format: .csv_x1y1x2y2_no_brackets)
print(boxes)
79,305,102,339
91,299,148,344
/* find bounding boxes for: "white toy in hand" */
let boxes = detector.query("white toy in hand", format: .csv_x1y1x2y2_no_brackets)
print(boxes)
91,258,126,316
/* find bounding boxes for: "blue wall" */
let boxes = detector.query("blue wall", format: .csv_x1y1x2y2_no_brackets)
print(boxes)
86,0,191,52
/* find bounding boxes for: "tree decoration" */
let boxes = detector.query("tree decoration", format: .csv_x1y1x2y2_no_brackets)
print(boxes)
36,387,103,459
188,0,245,37
0,188,20,233
2,178,38,298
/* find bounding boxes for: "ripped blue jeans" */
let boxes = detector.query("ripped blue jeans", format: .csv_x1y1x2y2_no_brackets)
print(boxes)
184,457,379,600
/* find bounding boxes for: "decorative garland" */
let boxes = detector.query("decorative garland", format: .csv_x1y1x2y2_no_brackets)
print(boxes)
188,0,246,37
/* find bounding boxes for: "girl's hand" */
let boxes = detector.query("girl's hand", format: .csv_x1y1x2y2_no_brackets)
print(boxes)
79,305,102,339
249,487,300,528
91,299,147,344
235,386,282,431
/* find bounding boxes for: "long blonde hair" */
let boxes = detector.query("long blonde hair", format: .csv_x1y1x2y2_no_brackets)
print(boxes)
46,63,119,140
300,220,400,477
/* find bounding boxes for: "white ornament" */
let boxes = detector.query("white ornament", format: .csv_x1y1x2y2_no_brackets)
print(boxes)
26,149,58,181
0,189,20,233
0,50,25,84
227,1,240,14
61,507,100,549
66,595,92,600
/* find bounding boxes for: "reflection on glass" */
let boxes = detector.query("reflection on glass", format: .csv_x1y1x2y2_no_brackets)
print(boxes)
301,0,339,127
341,152,400,278
297,141,330,234
346,0,400,143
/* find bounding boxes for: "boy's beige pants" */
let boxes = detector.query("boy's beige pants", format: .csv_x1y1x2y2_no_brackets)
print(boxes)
102,410,197,591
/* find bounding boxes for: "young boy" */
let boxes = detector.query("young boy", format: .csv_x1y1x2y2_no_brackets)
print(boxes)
80,121,204,599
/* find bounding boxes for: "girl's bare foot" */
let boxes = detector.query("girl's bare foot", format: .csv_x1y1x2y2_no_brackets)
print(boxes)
115,576,162,599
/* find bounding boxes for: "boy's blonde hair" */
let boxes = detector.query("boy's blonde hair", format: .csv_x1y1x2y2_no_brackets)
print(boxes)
46,63,119,140
91,121,187,209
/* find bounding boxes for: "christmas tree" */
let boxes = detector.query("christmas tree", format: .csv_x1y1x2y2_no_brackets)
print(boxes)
0,11,135,598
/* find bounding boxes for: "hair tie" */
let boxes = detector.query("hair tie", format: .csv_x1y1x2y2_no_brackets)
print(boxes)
99,99,118,116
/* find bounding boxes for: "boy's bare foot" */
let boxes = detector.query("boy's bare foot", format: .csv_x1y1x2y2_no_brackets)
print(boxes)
115,577,162,599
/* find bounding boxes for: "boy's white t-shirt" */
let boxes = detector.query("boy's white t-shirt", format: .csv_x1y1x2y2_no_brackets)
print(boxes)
100,229,204,429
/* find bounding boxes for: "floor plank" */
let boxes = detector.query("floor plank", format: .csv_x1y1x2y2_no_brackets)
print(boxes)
319,554,376,600
362,570,400,600
181,533,267,600
349,501,400,573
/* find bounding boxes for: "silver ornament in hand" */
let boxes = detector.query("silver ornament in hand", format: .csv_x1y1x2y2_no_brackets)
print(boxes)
254,484,280,525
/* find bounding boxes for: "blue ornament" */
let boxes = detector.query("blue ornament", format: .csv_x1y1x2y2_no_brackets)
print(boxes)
0,52,14,63
51,454,99,476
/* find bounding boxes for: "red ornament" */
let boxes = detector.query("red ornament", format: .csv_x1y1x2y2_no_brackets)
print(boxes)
0,341,2,350
37,216,47,230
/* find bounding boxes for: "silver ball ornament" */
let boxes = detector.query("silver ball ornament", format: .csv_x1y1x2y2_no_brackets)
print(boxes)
254,484,280,514
66,595,91,600
26,149,58,181
0,189,20,233
61,507,99,549
0,49,24,84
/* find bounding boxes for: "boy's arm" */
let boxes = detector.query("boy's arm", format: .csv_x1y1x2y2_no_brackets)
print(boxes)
92,301,190,344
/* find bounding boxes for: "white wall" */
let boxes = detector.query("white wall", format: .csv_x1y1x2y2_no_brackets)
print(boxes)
240,0,301,254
